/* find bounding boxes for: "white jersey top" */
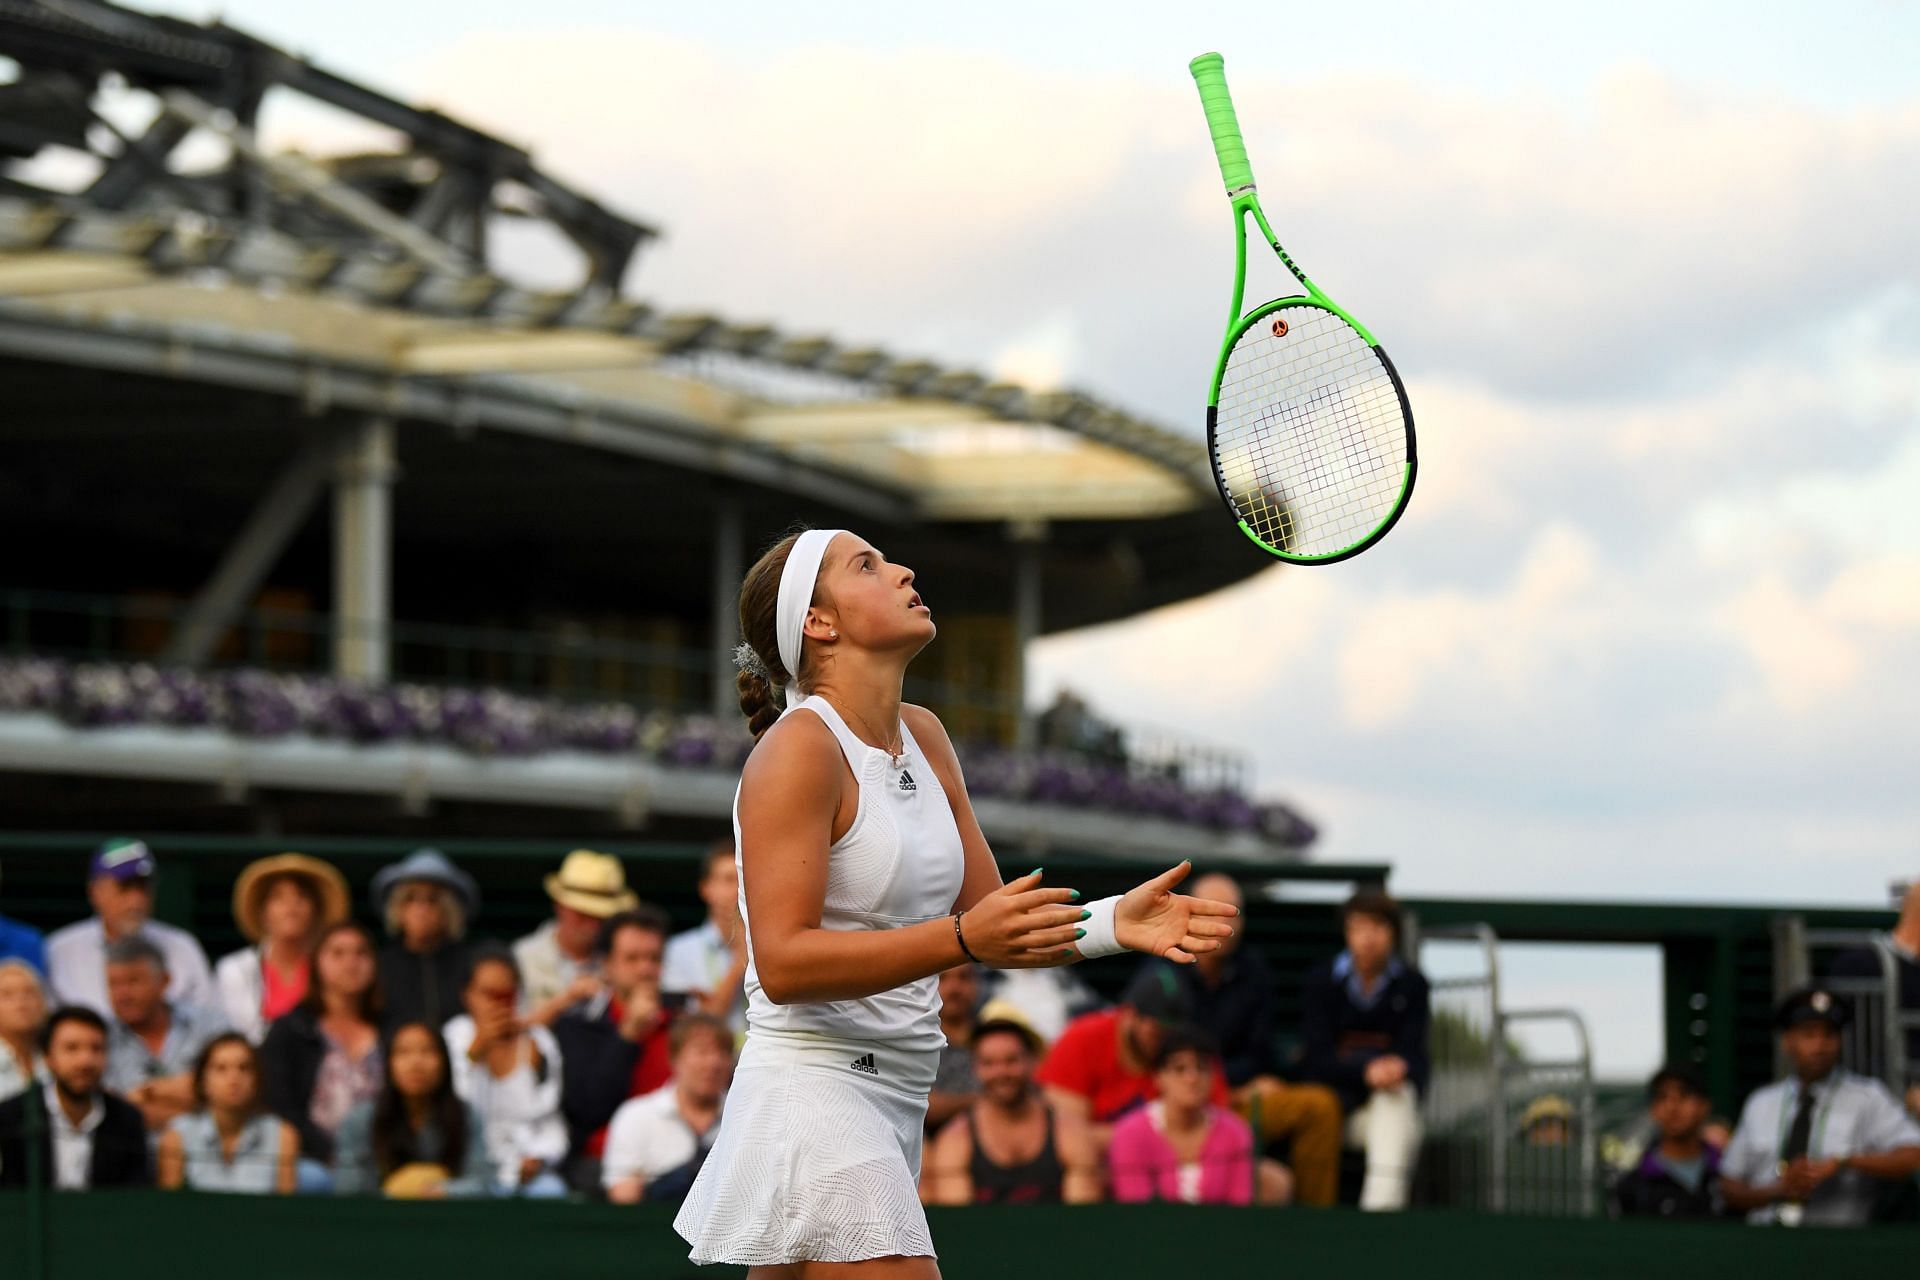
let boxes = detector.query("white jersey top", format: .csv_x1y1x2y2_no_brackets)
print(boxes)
46,917,215,1018
734,694,966,1056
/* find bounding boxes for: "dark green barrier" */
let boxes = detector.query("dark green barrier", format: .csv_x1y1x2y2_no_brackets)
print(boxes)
1,1192,1915,1280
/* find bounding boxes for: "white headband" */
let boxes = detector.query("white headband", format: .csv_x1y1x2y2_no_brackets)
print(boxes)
776,527,845,705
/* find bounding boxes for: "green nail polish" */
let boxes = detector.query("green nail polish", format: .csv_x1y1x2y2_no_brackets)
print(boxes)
1080,909,1092,921
1075,928,1087,940
1028,867,1044,878
1067,890,1081,901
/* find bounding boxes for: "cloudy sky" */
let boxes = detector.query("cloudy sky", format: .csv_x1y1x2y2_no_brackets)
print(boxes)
132,1,1920,1070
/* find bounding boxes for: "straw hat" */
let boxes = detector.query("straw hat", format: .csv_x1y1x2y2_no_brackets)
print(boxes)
381,1163,451,1198
974,998,1046,1053
1521,1094,1575,1131
543,849,638,918
231,853,350,943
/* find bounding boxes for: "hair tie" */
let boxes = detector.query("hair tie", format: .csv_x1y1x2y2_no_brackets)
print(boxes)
732,642,773,682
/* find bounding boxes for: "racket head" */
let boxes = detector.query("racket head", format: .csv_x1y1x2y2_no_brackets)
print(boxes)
1207,298,1417,564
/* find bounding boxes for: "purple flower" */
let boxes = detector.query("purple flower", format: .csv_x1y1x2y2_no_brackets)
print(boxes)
0,655,1298,836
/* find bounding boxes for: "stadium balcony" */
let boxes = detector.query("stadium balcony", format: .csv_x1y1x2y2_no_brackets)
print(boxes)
0,588,1315,861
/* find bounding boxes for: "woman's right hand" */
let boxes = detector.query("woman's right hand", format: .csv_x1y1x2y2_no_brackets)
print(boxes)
957,870,1086,969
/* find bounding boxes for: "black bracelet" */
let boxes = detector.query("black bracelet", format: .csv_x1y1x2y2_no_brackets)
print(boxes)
953,911,981,963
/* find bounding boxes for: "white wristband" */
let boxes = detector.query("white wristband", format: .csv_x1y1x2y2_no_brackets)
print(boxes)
1077,895,1124,959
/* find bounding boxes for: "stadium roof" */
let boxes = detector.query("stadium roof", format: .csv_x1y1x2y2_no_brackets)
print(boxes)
0,1,1217,528
0,211,1206,524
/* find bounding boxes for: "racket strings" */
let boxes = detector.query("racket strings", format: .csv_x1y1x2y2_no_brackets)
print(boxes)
1214,307,1409,558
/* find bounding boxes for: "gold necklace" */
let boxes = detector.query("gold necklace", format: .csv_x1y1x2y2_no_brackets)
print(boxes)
834,698,905,768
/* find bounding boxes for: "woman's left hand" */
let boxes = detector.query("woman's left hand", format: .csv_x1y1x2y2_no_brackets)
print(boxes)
1113,860,1239,963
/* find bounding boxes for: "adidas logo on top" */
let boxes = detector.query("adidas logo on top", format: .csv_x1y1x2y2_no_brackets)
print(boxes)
897,771,917,792
850,1053,880,1076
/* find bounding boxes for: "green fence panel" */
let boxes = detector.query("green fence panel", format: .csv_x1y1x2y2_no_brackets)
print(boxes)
1,1192,1915,1280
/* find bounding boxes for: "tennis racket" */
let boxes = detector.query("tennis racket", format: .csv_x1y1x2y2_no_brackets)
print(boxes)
1189,53,1416,563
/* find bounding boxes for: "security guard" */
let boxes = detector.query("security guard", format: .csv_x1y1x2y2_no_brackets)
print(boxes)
1721,987,1920,1225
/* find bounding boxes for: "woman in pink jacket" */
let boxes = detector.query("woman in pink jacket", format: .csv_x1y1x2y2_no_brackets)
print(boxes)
1108,1027,1293,1205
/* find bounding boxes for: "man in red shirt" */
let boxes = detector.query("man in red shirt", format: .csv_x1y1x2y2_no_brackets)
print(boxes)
554,906,682,1186
1038,966,1228,1155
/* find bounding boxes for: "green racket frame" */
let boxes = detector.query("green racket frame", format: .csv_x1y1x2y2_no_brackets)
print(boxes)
1191,52,1417,564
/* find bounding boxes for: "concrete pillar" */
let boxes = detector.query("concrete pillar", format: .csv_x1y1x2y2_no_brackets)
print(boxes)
710,496,744,717
332,417,396,682
1010,522,1046,752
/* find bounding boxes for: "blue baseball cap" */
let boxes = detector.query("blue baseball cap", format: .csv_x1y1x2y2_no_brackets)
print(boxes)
89,838,157,883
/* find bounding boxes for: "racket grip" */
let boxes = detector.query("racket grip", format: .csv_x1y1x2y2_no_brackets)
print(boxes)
1189,53,1255,194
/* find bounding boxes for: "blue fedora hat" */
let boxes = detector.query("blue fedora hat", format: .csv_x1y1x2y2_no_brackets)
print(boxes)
370,848,480,917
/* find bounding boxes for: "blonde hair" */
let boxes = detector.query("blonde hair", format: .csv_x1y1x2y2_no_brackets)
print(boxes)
0,959,47,1035
0,958,45,999
384,884,467,942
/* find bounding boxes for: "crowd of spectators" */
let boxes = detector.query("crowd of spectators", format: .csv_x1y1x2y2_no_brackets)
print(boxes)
0,837,738,1201
0,840,1434,1208
4,836,1920,1226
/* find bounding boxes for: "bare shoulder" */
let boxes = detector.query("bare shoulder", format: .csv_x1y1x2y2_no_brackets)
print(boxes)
740,707,844,792
1052,1101,1097,1159
157,1125,184,1154
276,1119,299,1149
930,1107,974,1165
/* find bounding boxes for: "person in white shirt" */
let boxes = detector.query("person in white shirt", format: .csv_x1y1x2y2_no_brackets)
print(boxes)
660,841,749,1039
603,1011,734,1204
45,839,213,1018
213,853,349,1044
513,849,637,1026
0,959,47,1103
443,944,569,1197
0,1006,151,1189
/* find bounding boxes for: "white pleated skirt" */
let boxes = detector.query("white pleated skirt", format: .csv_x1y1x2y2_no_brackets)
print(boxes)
674,1029,940,1266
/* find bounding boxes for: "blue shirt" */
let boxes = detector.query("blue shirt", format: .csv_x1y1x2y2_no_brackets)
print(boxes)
105,1000,228,1097
168,1111,286,1194
0,916,45,977
1332,951,1406,1011
332,1099,492,1197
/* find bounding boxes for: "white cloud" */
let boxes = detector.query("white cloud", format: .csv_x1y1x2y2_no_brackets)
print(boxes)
380,34,1918,421
1717,575,1864,711
990,313,1078,392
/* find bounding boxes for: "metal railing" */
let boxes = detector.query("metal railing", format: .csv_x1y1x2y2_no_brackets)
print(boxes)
0,587,1250,789
1422,924,1509,1211
1418,924,1599,1216
1499,1009,1598,1217
3,587,710,711
1782,925,1918,1090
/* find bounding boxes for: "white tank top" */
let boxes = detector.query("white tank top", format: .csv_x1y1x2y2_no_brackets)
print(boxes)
733,693,967,1055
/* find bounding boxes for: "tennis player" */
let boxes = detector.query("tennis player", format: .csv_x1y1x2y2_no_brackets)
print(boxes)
674,528,1238,1276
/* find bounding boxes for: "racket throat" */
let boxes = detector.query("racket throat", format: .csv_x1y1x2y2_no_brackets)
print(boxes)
1238,196,1323,301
